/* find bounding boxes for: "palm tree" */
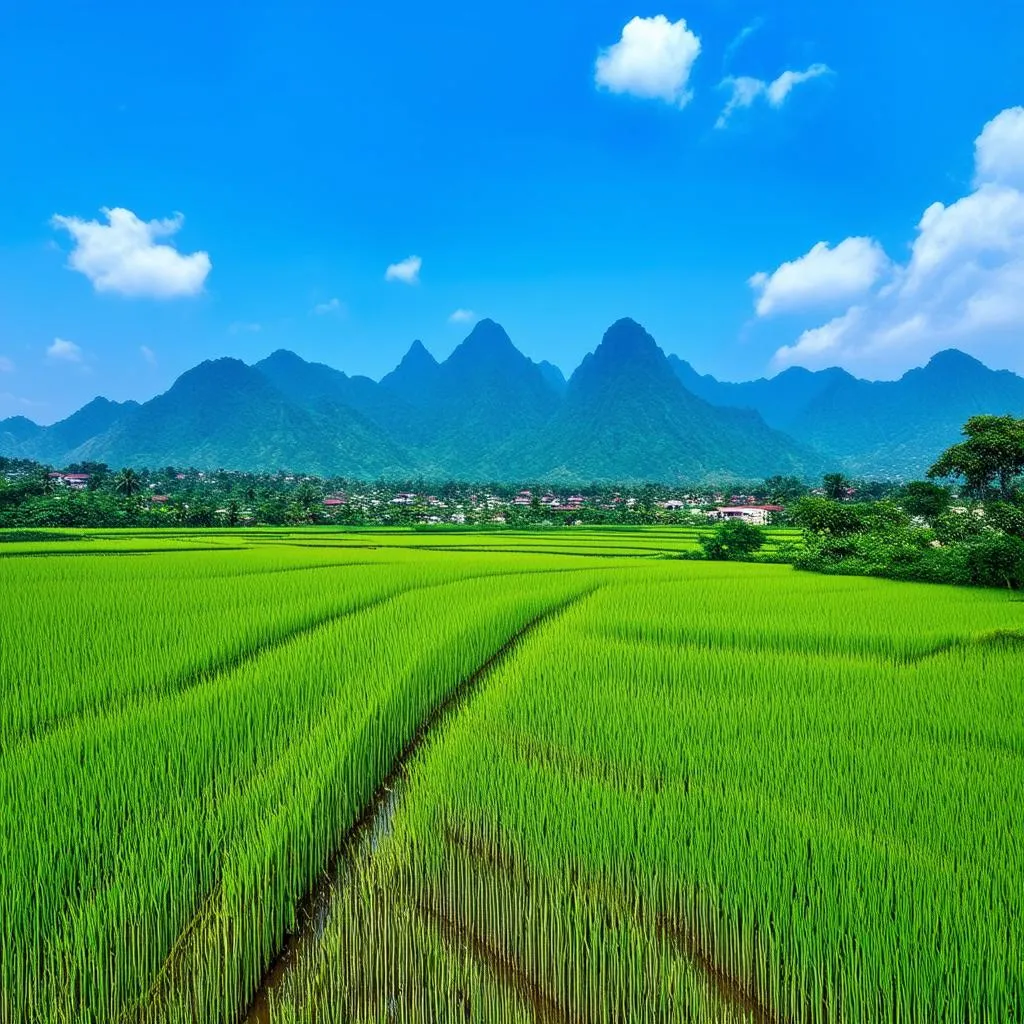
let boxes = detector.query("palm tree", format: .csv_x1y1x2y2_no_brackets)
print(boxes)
114,468,141,497
822,472,851,501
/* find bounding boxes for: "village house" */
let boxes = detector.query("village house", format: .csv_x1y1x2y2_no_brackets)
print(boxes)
709,505,784,526
47,472,91,490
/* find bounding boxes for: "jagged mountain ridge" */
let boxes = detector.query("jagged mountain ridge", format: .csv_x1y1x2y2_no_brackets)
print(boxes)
3,320,1022,481
519,319,822,482
667,349,1024,478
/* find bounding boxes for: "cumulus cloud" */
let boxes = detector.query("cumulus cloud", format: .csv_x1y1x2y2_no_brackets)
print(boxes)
140,345,157,367
51,207,211,298
385,255,422,285
313,297,345,315
448,308,476,324
0,356,13,373
717,63,832,128
750,238,890,316
769,107,1024,374
47,338,83,363
595,15,701,108
974,106,1024,189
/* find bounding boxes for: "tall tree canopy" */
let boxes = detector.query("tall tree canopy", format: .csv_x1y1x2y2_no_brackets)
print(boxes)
927,415,1024,499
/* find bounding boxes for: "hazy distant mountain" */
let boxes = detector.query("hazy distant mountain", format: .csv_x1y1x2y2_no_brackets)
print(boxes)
255,348,424,445
423,320,561,475
521,319,820,482
379,340,441,406
667,356,855,431
5,319,1024,481
0,398,138,464
536,360,567,395
71,358,414,476
0,416,43,450
669,349,1024,477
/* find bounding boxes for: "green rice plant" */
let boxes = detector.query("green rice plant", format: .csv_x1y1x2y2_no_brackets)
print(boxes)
0,538,608,1024
1,533,1019,1024
268,564,1023,1023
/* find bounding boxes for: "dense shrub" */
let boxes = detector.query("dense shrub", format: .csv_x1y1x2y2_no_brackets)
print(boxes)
700,520,766,560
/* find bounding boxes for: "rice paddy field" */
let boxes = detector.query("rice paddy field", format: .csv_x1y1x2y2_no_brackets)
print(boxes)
1,526,1020,1024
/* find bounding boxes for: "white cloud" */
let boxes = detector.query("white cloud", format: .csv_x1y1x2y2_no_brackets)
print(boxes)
769,107,1024,374
0,356,13,373
717,63,832,128
595,15,701,108
228,321,262,335
723,18,764,69
766,64,831,106
448,308,476,324
47,338,83,363
773,307,864,367
974,106,1024,189
715,76,766,129
385,255,422,285
313,297,344,315
751,238,890,316
140,345,157,367
51,207,211,298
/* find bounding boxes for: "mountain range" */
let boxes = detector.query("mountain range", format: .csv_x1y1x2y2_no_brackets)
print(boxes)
3,318,1023,482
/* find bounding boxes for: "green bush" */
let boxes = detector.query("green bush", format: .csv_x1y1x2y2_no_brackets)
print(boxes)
963,534,1024,589
700,520,766,561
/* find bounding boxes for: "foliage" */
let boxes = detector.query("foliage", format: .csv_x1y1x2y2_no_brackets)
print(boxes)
898,480,951,521
962,533,1024,589
927,414,1024,499
762,474,809,503
822,471,851,500
789,496,867,536
114,467,141,496
699,519,765,560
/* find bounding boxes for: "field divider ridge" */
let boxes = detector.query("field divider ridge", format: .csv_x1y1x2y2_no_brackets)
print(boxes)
240,584,603,1023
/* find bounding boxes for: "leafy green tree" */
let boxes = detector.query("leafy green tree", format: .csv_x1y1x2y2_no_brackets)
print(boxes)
985,501,1024,540
789,497,867,536
762,475,808,504
927,414,1024,499
933,505,987,545
822,472,851,500
294,482,322,520
899,481,951,521
701,519,765,560
963,534,1024,589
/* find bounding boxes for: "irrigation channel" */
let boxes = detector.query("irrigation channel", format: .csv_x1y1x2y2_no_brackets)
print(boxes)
241,591,599,1023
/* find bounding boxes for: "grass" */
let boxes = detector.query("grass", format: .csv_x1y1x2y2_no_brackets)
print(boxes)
0,529,1019,1023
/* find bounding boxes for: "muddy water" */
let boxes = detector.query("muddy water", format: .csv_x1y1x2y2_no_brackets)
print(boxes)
240,596,594,1023
242,778,405,1023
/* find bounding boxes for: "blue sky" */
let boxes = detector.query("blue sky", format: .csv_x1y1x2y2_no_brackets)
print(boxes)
2,0,1023,423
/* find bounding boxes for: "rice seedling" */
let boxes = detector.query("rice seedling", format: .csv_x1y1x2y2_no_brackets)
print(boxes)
1,534,1018,1023
265,564,1023,1024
